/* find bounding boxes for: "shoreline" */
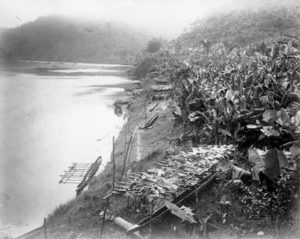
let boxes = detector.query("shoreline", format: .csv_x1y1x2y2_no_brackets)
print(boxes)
45,83,182,238
0,60,133,77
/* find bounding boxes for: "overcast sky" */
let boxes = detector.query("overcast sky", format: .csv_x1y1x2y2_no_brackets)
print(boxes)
0,0,298,38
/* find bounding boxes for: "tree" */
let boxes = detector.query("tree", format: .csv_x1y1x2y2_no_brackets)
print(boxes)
146,38,162,53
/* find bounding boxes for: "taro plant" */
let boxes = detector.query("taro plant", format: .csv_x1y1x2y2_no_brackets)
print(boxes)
163,40,300,151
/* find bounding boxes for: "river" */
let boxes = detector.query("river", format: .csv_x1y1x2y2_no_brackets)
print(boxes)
0,61,135,237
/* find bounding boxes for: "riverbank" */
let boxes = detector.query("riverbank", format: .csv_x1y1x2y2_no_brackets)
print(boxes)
42,84,184,238
42,78,300,239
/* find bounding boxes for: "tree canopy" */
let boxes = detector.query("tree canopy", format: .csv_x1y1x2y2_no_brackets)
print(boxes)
146,38,162,53
0,15,150,64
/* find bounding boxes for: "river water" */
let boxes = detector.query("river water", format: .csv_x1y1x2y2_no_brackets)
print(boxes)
0,61,134,237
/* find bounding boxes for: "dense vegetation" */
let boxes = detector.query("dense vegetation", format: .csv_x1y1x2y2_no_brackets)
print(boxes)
127,5,300,237
0,15,149,64
140,5,300,148
178,5,300,49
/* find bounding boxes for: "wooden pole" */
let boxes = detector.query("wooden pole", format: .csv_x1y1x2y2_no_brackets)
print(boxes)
100,197,109,238
124,122,128,166
112,136,116,190
43,218,47,239
122,120,129,180
195,185,199,214
149,201,153,237
121,135,133,180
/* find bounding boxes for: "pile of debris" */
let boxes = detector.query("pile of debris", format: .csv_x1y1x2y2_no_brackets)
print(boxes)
113,145,235,211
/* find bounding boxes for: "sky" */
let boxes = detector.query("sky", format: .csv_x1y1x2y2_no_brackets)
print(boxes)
0,0,265,38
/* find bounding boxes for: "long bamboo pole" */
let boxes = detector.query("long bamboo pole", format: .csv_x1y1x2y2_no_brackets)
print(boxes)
121,135,132,180
149,201,153,237
112,136,116,190
43,218,47,239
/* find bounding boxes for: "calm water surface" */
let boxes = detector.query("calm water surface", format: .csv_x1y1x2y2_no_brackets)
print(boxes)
0,62,134,237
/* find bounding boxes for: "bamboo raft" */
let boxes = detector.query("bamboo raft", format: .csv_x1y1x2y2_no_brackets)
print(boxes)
59,156,102,196
76,157,102,196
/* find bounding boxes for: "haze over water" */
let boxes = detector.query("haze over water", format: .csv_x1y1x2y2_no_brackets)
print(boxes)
0,62,134,237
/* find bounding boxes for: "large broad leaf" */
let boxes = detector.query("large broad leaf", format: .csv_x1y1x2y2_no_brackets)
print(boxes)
277,108,290,125
248,148,264,171
260,126,280,137
293,110,300,125
263,110,278,123
290,145,300,157
248,148,287,182
263,149,288,181
277,150,288,171
180,205,195,217
251,166,261,181
231,165,251,180
165,202,196,223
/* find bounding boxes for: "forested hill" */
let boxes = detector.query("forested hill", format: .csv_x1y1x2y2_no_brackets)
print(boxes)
178,6,300,49
0,15,150,64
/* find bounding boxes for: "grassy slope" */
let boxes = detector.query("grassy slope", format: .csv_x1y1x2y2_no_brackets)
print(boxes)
45,92,182,238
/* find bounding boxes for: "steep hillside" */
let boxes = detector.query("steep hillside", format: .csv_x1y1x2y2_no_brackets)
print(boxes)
178,5,300,49
0,15,150,64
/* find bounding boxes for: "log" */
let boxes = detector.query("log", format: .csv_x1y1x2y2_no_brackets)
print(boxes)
149,102,158,112
114,217,145,239
139,113,158,129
